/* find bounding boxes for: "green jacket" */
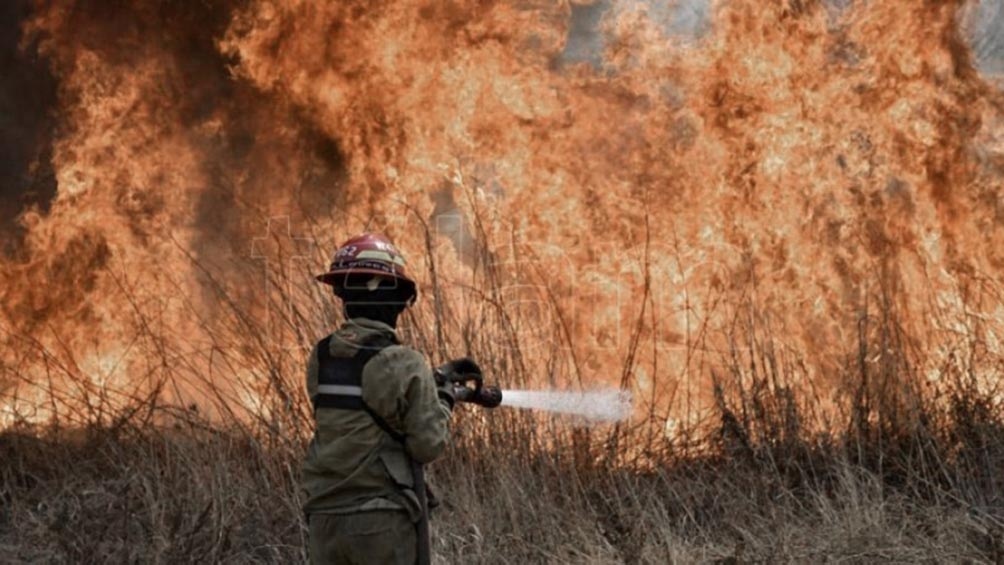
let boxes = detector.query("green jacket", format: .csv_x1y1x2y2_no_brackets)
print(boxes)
302,318,452,519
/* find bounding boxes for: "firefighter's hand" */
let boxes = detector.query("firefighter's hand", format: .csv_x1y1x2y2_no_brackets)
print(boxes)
452,386,475,404
434,358,483,383
436,380,456,410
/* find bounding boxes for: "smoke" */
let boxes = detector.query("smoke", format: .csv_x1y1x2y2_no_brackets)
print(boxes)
563,0,1004,75
500,389,633,423
560,0,710,67
964,0,1004,76
0,0,56,249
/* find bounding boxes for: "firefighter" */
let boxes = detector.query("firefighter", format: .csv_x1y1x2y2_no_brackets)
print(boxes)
304,233,472,565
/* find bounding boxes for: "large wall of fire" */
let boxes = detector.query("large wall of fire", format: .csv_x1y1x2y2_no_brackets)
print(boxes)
1,1,1003,424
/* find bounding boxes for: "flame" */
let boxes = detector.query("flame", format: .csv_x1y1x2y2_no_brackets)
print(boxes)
2,1,1003,431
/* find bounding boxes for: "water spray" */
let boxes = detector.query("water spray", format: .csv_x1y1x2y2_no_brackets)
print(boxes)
436,369,632,422
498,389,632,422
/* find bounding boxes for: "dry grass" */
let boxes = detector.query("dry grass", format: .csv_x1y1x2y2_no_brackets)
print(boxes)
2,221,1004,563
1,393,1002,564
3,321,1003,564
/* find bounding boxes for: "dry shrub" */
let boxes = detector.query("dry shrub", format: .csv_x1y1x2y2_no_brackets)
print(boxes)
2,224,1003,564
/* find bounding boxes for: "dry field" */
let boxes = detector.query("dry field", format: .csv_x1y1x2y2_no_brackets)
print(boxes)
2,299,1002,564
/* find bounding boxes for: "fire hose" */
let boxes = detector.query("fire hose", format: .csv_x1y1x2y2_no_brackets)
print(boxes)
411,364,502,565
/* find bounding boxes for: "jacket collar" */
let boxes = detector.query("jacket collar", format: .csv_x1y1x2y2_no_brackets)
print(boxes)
345,317,395,332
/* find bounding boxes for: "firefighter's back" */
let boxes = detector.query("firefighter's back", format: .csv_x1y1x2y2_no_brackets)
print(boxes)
303,316,450,564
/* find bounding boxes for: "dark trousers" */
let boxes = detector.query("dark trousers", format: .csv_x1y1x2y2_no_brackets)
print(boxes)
308,511,417,565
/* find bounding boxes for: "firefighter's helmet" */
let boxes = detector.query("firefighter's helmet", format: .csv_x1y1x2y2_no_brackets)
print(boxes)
316,233,417,303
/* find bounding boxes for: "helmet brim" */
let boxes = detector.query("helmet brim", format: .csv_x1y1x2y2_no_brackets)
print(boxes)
314,267,407,286
315,268,417,304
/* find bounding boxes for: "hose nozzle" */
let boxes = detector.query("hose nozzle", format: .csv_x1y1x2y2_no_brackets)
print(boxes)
435,361,502,409
451,382,502,408
472,385,502,408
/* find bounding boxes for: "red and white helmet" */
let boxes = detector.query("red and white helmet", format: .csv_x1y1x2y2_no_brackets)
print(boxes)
316,233,417,303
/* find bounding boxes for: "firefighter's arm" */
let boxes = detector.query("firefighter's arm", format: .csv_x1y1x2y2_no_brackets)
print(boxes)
362,346,451,463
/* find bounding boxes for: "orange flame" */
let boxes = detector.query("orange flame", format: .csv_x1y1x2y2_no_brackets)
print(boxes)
2,1,1003,430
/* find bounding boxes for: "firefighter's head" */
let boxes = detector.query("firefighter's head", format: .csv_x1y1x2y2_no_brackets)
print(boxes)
315,233,417,327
